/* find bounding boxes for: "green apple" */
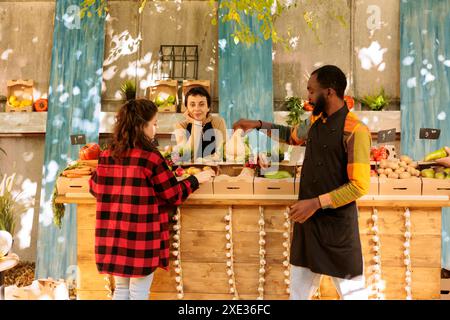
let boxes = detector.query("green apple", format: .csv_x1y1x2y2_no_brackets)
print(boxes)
435,172,445,179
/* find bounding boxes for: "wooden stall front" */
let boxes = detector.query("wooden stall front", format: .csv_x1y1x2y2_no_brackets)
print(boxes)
56,194,449,300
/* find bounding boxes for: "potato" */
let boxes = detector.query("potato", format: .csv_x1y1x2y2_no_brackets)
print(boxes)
377,168,385,175
399,161,408,168
395,167,406,173
388,172,399,179
379,173,387,179
379,159,388,169
399,172,411,179
414,169,421,177
409,161,418,169
384,168,393,175
388,161,399,170
400,155,412,164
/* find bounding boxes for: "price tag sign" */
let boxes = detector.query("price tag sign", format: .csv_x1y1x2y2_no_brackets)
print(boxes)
419,128,441,140
377,128,396,144
70,134,86,145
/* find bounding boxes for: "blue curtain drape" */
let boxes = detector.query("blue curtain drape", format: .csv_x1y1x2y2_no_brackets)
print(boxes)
400,0,450,269
36,0,105,279
218,6,274,153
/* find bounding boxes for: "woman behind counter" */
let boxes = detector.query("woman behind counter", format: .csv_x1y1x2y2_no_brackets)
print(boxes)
174,86,227,162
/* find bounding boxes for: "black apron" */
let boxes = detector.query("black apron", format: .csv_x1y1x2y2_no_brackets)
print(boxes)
186,121,217,159
290,106,363,279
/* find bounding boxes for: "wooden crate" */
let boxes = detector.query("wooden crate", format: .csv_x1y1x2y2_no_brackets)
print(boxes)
6,79,34,112
213,175,253,195
181,80,210,113
56,175,91,195
368,176,379,195
441,279,450,300
378,177,421,196
254,177,295,195
422,178,450,196
147,80,178,113
294,177,300,196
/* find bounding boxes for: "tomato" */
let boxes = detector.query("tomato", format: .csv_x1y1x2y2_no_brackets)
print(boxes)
79,143,101,160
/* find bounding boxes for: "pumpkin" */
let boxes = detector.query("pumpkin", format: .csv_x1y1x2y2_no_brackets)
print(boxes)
344,96,354,110
303,101,314,111
34,99,48,112
79,143,101,160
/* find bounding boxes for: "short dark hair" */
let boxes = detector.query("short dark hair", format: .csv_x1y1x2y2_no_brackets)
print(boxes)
185,86,211,108
311,65,347,99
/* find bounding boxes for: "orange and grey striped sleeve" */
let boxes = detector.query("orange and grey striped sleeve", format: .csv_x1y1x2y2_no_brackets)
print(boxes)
318,112,372,209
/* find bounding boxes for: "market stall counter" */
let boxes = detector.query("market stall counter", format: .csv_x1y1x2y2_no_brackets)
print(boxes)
56,192,449,300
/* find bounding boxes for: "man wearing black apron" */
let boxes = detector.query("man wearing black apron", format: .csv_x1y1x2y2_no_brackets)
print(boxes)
233,65,371,299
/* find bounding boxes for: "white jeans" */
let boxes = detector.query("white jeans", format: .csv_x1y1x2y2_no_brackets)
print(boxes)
289,265,368,300
112,273,154,300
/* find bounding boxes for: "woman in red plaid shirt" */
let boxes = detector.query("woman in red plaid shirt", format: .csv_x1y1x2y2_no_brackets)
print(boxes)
89,99,213,300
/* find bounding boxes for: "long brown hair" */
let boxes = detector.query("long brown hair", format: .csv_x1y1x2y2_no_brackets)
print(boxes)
110,99,158,158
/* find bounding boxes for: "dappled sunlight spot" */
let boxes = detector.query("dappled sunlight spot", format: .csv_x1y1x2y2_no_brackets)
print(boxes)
444,60,450,67
289,36,299,49
154,2,166,13
39,199,54,227
362,117,369,125
17,208,34,250
358,41,387,71
438,55,445,62
73,86,80,96
104,31,142,66
114,90,123,100
437,112,446,121
377,62,386,71
407,77,416,88
57,237,65,244
1,48,13,60
57,84,64,92
373,116,379,123
51,114,64,128
218,39,227,51
75,50,82,60
22,151,34,162
427,64,432,70
45,161,60,183
285,82,293,98
59,93,69,103
402,56,414,66
272,51,276,61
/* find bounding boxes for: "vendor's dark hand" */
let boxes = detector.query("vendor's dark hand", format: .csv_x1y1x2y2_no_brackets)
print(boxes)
232,119,260,133
289,198,321,223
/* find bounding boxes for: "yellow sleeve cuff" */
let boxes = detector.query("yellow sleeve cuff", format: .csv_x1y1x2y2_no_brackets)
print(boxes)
318,193,333,209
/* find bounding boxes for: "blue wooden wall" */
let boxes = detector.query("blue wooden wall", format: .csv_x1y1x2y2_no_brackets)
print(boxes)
400,0,450,269
36,0,105,279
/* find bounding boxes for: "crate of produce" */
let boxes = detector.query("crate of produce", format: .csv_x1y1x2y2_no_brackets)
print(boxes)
56,175,91,195
5,80,34,112
181,80,210,113
420,166,450,196
147,80,178,113
214,164,254,195
255,164,296,196
174,164,216,195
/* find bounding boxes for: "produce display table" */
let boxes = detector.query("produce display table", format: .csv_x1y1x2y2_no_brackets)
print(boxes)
56,194,449,300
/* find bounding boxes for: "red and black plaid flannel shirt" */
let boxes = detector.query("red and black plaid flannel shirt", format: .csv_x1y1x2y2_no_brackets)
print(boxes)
89,148,199,277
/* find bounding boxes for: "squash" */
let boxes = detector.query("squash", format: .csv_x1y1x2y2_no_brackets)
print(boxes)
34,99,48,112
